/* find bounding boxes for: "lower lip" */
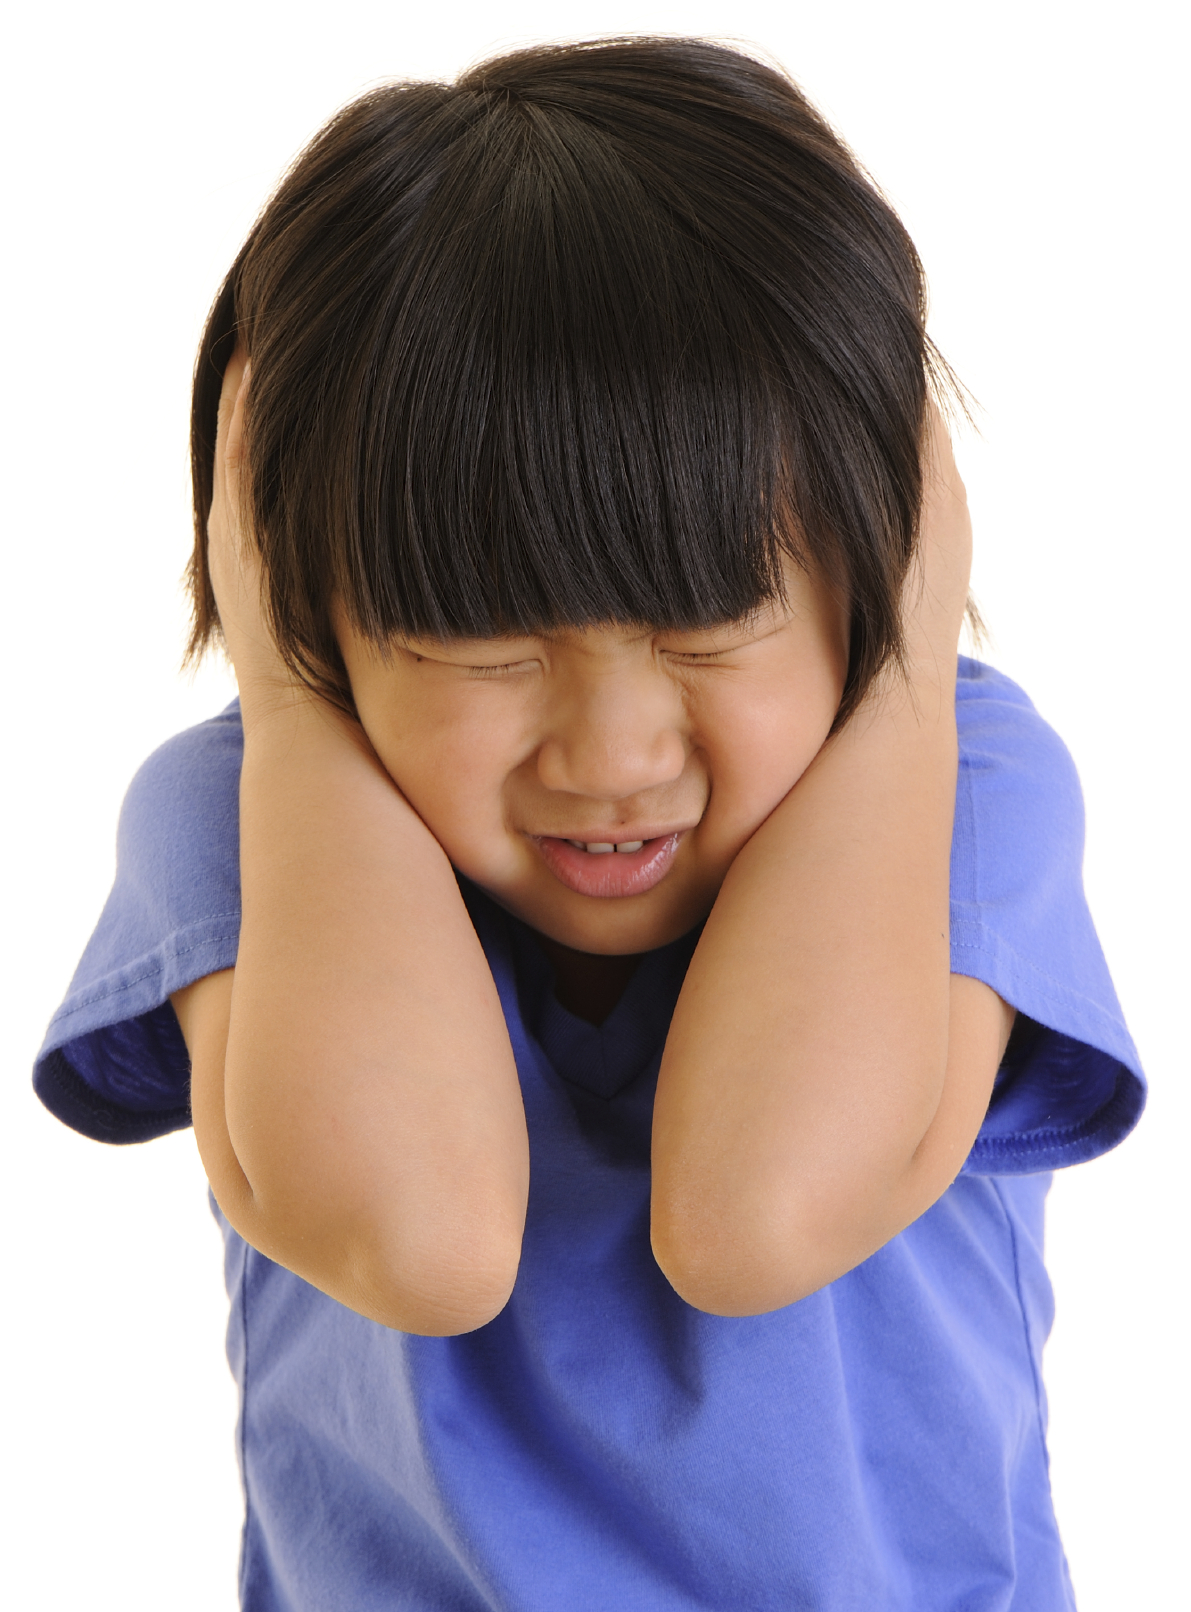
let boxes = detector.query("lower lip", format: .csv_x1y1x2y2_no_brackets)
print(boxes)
531,834,683,898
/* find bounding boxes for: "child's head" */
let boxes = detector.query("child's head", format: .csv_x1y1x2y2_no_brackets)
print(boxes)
194,37,944,953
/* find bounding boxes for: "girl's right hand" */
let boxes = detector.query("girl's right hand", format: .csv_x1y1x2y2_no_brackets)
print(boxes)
207,347,307,720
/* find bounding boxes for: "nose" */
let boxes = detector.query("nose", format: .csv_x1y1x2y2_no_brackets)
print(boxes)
536,673,688,801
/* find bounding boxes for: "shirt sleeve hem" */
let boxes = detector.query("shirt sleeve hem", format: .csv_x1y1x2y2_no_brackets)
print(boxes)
949,918,1145,1173
33,1047,193,1145
962,1062,1143,1174
37,918,240,1062
949,917,1142,1082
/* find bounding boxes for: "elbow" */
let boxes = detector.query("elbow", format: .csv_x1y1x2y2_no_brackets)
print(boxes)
352,1244,522,1335
650,1192,903,1318
216,1186,524,1336
355,1209,525,1333
341,1186,527,1333
651,1219,821,1317
650,1108,957,1316
650,1164,834,1315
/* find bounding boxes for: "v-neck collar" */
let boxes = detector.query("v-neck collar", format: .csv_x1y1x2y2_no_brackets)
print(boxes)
504,916,700,1100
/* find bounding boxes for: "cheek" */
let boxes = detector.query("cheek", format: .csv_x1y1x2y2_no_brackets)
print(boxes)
359,686,530,854
696,664,840,834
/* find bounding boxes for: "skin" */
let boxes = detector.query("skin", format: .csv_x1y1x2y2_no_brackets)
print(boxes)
172,348,1014,1332
337,560,850,969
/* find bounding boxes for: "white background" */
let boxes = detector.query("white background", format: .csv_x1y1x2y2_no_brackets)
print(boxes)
2,2,1186,1606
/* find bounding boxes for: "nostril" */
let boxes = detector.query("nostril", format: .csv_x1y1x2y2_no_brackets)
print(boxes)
536,710,687,798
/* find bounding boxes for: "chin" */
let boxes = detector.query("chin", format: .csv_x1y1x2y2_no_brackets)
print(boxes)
516,885,712,956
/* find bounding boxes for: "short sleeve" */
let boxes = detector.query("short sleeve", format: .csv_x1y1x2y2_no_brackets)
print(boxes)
952,658,1145,1174
33,702,244,1144
35,670,1145,1168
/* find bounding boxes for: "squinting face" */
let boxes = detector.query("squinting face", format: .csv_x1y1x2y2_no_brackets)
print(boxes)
338,557,848,956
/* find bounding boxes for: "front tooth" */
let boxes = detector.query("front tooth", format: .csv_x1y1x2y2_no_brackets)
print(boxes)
615,841,644,853
567,840,586,849
585,842,615,854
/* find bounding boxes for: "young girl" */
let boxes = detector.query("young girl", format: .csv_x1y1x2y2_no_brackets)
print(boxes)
35,37,1144,1610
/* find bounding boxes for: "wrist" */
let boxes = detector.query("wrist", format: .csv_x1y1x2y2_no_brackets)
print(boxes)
898,588,965,696
237,674,366,758
901,636,960,700
236,668,315,729
850,639,957,736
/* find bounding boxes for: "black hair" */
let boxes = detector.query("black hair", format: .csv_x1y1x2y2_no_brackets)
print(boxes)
188,36,948,726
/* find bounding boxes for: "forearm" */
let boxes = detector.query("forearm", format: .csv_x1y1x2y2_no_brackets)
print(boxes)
651,655,969,1314
187,692,529,1335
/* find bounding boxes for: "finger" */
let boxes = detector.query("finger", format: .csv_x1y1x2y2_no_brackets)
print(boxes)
224,357,251,478
923,399,967,508
210,348,250,565
213,348,248,486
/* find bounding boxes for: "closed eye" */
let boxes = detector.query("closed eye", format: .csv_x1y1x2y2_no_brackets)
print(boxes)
464,660,540,679
662,614,788,664
404,646,540,677
662,644,741,664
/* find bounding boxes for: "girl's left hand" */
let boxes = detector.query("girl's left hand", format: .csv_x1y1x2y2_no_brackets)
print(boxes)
901,405,973,680
207,348,305,717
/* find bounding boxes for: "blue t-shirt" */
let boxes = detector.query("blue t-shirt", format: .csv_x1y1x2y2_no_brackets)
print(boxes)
34,658,1144,1611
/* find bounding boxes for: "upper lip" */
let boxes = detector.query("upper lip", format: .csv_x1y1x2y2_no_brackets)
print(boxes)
526,825,696,844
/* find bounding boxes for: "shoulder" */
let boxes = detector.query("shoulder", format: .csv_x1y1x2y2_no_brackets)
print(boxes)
948,660,1145,1170
953,656,1086,901
955,656,1081,816
38,703,244,1068
117,699,244,871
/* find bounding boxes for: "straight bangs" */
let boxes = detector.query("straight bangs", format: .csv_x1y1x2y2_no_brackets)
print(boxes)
190,39,935,723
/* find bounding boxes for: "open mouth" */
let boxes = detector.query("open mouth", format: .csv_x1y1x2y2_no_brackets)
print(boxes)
530,833,683,898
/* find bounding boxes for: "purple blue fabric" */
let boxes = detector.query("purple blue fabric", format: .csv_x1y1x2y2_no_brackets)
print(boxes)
34,657,1144,1610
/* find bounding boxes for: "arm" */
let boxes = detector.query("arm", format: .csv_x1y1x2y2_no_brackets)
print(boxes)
651,417,1013,1316
172,352,529,1336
